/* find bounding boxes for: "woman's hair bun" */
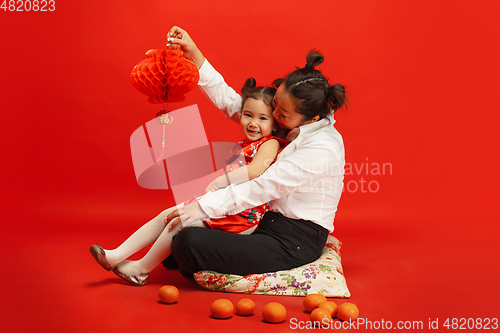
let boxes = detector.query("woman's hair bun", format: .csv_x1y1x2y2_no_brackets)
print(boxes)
305,49,324,68
329,83,347,111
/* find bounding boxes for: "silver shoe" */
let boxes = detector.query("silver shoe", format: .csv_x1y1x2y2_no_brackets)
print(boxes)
112,266,149,286
89,243,115,271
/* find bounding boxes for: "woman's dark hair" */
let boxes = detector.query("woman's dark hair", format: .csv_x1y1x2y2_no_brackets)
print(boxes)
240,77,277,110
272,49,347,121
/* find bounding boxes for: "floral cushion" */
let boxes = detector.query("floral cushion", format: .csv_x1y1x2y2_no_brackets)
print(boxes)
193,235,351,297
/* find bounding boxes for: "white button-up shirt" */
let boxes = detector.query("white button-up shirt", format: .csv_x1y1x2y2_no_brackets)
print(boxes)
197,60,345,232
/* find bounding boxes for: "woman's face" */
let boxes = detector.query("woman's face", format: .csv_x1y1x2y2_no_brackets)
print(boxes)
272,85,316,130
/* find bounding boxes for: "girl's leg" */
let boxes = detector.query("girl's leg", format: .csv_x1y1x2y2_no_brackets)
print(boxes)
118,220,205,275
103,203,183,267
116,220,206,275
115,222,181,275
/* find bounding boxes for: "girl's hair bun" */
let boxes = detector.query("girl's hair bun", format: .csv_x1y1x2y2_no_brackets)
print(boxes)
240,77,276,109
272,78,284,88
243,77,257,89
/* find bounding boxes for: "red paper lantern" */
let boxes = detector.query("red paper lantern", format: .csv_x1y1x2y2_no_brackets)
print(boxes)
130,49,199,104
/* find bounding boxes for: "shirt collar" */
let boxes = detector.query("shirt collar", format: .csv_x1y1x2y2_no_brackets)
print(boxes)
285,114,335,143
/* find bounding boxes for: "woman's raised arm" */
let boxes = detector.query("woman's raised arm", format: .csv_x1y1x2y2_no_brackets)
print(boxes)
166,26,205,69
167,26,242,124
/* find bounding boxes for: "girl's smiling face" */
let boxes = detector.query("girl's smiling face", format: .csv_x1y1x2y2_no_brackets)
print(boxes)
240,98,274,141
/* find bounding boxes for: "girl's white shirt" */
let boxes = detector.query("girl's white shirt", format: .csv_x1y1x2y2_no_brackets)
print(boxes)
197,59,345,233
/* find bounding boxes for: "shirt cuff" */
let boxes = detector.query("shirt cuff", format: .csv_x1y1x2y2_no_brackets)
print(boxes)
198,190,226,218
198,59,215,86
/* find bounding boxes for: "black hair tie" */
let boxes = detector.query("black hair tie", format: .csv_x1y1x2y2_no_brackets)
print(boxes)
324,86,329,96
305,63,315,68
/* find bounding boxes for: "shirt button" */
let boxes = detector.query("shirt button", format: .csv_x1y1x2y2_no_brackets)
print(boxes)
271,219,274,222
297,246,300,249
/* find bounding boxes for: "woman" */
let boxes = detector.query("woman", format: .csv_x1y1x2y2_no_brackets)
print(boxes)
166,26,347,276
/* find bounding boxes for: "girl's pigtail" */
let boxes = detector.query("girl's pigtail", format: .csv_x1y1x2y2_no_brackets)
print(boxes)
241,78,276,108
272,78,284,88
242,77,256,90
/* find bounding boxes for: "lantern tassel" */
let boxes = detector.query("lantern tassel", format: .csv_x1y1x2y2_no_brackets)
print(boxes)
153,105,171,168
154,125,166,167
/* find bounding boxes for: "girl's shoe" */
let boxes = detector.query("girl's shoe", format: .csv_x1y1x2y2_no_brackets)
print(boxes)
89,243,115,271
112,266,149,286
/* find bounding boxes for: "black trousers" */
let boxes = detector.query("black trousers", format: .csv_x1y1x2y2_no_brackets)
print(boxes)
170,211,329,276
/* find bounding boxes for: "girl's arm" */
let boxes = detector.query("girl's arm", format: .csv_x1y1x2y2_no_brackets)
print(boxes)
208,139,281,191
167,26,242,124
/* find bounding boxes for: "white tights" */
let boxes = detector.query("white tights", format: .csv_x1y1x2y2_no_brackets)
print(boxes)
102,203,258,275
104,203,190,275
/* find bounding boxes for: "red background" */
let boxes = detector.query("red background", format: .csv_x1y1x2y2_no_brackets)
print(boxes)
1,0,499,332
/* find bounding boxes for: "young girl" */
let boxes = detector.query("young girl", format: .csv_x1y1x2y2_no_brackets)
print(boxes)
90,78,286,286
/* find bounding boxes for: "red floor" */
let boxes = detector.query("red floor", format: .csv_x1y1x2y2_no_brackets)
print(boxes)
2,200,498,333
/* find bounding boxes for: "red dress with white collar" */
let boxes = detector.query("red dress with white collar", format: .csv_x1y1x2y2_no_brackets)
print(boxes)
186,135,286,234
